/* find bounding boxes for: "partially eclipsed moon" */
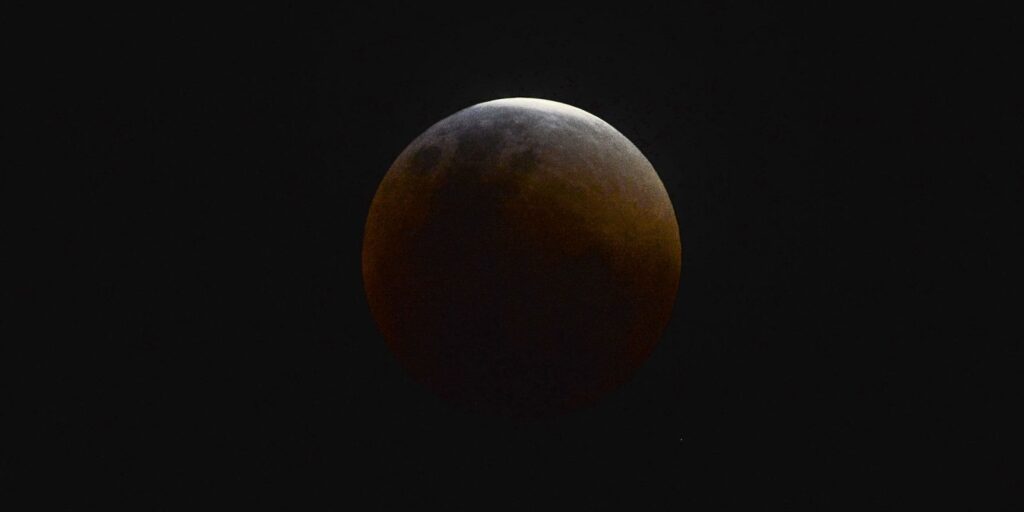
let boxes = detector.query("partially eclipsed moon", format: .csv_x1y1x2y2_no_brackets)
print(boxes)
362,98,681,416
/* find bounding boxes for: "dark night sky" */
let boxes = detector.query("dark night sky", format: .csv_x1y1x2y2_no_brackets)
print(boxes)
11,4,1017,508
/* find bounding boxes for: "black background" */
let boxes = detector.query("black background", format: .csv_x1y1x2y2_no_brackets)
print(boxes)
11,4,1017,508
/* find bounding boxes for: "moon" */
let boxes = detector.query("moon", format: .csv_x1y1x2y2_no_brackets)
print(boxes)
362,98,681,416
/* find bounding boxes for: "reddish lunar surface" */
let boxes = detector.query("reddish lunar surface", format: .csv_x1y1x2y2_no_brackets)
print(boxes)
362,98,681,417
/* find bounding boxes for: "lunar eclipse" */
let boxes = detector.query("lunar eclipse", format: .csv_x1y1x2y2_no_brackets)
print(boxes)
362,98,681,416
